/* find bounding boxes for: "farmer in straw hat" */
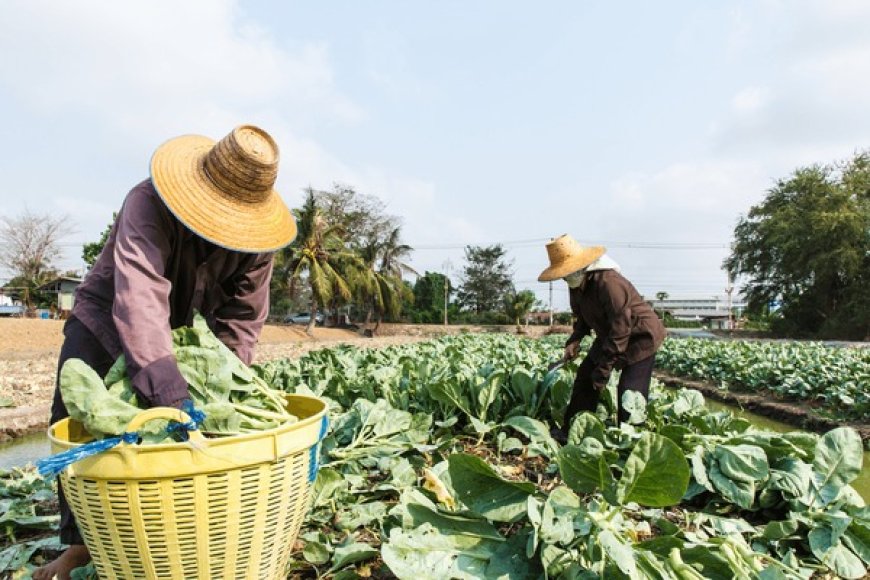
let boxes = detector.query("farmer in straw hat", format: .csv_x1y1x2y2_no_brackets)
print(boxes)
539,234,666,443
35,125,296,580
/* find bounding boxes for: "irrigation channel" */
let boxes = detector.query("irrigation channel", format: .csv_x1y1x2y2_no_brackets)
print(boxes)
0,431,50,471
1,402,868,501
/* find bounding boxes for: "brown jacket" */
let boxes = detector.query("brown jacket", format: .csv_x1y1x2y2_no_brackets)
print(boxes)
72,180,274,407
566,269,666,390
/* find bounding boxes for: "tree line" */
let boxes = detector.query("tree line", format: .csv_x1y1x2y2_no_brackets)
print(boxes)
1,148,867,340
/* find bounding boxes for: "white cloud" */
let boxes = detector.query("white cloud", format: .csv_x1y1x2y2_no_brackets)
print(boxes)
0,0,363,142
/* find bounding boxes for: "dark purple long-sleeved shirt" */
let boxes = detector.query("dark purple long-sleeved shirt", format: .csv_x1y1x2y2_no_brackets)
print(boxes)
72,179,274,407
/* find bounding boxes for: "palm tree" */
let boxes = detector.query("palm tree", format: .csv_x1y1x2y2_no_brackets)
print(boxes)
655,291,670,322
378,226,417,279
354,239,385,324
355,234,413,333
280,189,355,334
504,290,537,333
324,249,366,327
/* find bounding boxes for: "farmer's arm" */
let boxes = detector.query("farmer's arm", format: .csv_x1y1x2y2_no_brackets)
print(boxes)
590,275,632,391
112,191,189,408
564,304,590,359
213,254,274,365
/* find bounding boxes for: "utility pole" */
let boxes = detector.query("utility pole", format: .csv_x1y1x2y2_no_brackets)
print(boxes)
443,277,448,326
442,260,451,326
548,281,553,326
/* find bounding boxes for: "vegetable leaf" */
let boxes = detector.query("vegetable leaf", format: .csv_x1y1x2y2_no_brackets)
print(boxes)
448,454,535,522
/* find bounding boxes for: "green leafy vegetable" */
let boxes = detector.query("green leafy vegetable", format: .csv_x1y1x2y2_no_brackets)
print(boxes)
58,314,296,441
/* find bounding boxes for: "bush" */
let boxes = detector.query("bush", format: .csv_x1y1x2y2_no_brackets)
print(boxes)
553,312,573,325
452,310,511,325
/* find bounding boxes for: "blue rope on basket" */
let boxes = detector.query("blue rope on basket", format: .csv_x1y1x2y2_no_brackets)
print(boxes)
37,400,206,479
308,415,329,483
167,400,207,436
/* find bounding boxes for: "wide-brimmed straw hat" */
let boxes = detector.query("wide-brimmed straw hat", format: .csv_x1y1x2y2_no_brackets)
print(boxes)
150,125,296,252
537,234,605,282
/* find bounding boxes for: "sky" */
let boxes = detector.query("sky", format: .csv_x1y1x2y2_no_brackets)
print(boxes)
1,0,869,311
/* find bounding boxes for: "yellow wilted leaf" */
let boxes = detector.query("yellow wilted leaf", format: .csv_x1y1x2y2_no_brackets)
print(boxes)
423,468,456,509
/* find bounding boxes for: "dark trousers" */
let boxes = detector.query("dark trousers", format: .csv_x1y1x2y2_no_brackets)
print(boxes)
564,354,656,429
51,317,115,546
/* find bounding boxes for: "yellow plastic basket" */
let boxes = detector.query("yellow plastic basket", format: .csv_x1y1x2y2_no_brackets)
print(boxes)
48,394,328,580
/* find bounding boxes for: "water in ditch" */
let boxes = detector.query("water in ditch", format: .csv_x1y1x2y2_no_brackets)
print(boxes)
0,431,51,471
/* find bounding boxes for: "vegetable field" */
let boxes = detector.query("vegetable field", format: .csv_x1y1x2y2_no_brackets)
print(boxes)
2,334,868,578
657,338,870,422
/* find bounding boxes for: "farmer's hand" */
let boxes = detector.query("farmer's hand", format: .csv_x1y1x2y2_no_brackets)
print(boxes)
564,341,580,361
168,397,192,410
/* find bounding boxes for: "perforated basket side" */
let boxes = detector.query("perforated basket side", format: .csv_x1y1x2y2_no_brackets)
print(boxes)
62,448,313,580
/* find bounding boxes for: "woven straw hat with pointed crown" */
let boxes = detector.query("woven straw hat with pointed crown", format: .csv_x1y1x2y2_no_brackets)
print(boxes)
150,125,297,252
537,234,606,282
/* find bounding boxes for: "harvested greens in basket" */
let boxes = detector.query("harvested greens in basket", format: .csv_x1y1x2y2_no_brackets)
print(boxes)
60,314,297,442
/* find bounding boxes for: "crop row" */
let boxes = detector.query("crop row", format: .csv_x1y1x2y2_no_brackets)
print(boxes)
657,337,870,421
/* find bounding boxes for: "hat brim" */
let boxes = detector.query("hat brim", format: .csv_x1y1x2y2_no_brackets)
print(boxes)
150,134,297,253
537,246,605,282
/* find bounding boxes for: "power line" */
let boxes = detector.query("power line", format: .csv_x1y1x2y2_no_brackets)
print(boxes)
411,238,728,250
58,237,728,251
412,237,550,250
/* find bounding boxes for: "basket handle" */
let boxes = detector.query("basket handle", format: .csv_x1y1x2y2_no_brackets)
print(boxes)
123,407,206,443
